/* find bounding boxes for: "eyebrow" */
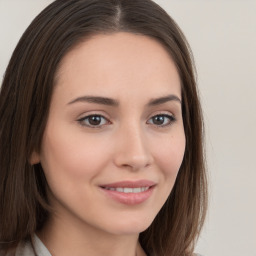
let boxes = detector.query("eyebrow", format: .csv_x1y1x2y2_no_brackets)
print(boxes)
67,94,181,106
68,96,119,106
147,95,181,106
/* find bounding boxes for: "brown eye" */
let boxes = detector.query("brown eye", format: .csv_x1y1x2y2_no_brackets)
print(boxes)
147,114,176,127
78,115,109,127
152,116,165,125
88,116,102,125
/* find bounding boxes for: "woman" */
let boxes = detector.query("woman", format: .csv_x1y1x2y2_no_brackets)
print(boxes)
0,0,207,255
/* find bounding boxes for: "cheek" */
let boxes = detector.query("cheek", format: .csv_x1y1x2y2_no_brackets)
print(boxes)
153,133,186,178
147,131,186,217
40,126,111,183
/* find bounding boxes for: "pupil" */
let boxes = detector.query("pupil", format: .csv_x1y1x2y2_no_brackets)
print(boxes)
89,116,101,125
153,116,164,125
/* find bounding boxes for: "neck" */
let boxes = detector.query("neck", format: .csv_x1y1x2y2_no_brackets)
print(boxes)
37,214,146,256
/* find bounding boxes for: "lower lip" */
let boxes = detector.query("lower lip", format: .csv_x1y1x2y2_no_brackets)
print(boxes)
100,186,154,205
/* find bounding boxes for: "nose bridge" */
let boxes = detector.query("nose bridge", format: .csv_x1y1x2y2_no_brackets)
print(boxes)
114,121,152,170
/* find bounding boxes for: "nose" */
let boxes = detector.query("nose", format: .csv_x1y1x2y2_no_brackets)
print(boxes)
113,124,153,171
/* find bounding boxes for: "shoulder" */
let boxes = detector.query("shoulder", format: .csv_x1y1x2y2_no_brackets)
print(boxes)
0,241,34,256
0,239,36,256
0,235,51,256
14,240,35,256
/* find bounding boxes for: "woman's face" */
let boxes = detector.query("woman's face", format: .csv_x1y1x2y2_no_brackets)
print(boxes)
33,32,186,236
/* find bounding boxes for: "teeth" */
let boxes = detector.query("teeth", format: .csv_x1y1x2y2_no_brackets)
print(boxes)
123,188,133,193
133,188,141,193
104,187,149,193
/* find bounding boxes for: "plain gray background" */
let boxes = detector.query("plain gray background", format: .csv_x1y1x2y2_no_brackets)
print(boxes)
0,1,256,255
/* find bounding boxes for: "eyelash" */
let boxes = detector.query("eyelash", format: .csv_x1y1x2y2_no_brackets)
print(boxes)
77,115,110,128
147,114,176,127
77,114,176,128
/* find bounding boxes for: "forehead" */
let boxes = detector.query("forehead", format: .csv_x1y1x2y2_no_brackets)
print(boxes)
54,32,181,102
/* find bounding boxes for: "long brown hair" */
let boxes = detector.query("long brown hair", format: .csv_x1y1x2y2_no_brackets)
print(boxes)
0,0,207,255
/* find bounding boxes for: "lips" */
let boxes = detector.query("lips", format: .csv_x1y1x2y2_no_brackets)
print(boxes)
104,187,150,193
99,180,156,205
100,180,155,188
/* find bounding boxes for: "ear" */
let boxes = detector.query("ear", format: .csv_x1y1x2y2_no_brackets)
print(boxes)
29,151,40,165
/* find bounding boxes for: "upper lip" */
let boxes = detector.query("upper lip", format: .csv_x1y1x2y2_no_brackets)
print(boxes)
100,180,156,188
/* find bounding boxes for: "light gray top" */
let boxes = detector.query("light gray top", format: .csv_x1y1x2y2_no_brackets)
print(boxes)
2,235,203,256
14,235,51,256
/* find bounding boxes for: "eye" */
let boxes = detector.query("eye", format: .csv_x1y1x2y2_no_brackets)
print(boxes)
77,115,110,128
147,114,176,127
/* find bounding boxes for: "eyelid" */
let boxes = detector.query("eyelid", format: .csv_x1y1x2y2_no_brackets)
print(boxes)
146,112,176,127
75,111,177,129
77,113,111,128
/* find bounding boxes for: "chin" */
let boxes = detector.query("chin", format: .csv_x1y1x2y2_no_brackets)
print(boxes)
105,215,154,236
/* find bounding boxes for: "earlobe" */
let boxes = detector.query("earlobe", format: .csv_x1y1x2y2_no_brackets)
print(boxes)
30,151,40,165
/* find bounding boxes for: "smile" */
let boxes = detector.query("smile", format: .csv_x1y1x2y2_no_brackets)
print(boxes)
103,187,150,193
99,180,156,205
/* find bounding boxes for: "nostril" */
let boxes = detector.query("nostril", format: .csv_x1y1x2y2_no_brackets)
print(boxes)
114,154,153,171
113,129,154,169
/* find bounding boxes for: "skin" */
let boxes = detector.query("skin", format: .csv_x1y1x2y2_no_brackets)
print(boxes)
32,32,186,256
